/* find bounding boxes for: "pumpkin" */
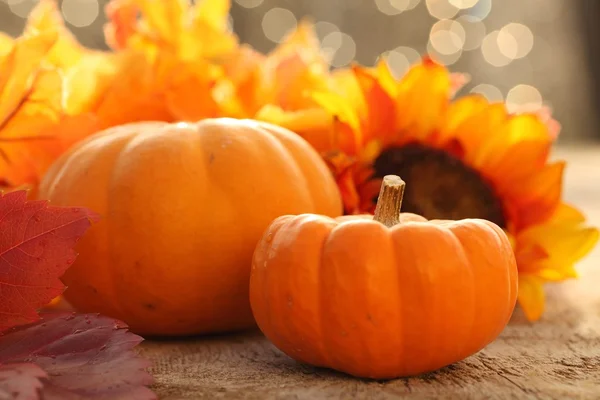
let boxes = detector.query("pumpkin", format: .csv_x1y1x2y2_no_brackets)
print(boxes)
249,175,518,379
37,118,343,336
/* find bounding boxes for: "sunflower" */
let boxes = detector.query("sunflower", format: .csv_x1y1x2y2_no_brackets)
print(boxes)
258,57,599,321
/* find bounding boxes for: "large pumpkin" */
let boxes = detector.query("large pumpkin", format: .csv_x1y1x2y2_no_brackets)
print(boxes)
250,175,518,379
37,118,343,336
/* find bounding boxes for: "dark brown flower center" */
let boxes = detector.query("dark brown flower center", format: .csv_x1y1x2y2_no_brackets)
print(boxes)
373,143,507,228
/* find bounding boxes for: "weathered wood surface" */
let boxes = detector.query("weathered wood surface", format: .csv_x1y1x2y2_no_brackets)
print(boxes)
140,145,600,399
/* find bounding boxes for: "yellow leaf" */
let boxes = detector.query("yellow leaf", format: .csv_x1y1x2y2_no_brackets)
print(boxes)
394,58,452,140
104,0,237,60
62,51,123,115
23,0,85,70
0,30,58,126
0,33,13,56
93,52,173,128
193,0,231,31
0,62,98,189
164,58,224,121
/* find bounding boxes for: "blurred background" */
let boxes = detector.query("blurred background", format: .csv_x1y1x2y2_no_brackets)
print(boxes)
1,0,599,143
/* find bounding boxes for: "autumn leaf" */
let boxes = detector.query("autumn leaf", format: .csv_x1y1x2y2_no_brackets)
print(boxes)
0,363,46,400
0,191,99,332
0,15,101,190
0,29,58,126
22,0,85,70
0,33,12,55
219,20,333,119
22,0,121,116
92,52,174,129
104,0,238,61
0,312,156,400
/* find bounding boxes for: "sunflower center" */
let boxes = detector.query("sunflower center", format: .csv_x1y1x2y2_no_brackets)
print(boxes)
373,143,507,228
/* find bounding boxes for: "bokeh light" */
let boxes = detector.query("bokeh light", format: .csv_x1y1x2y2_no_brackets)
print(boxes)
430,19,466,55
325,32,357,68
314,21,340,41
427,40,462,66
385,46,421,78
406,0,422,11
456,15,486,51
0,0,552,139
481,30,513,67
470,83,503,102
262,7,297,43
506,84,543,113
234,0,265,9
465,0,492,21
426,0,459,20
449,0,479,8
498,23,534,59
61,0,99,28
375,0,410,15
8,0,37,18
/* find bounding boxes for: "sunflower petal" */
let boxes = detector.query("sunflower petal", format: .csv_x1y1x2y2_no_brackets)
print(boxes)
394,58,452,142
312,91,363,153
447,103,509,166
474,114,554,180
549,203,586,224
436,94,489,145
517,275,545,321
374,58,398,99
351,66,396,146
331,67,366,117
510,161,564,228
516,213,599,280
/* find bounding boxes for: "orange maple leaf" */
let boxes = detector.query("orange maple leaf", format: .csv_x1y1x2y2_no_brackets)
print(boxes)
104,0,238,61
0,25,98,193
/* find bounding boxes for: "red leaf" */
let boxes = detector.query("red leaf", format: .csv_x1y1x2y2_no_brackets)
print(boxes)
0,312,156,400
0,190,99,332
0,363,46,400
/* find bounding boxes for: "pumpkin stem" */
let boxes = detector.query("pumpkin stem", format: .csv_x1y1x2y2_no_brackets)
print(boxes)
373,175,405,227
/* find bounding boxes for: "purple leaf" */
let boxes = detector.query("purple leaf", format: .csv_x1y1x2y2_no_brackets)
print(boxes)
0,363,46,400
0,312,156,400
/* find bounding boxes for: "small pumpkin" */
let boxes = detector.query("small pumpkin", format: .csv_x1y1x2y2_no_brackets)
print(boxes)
249,175,518,379
37,118,343,336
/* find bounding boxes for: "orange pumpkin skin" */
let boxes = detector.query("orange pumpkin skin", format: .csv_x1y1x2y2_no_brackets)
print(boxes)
37,118,343,336
249,211,518,379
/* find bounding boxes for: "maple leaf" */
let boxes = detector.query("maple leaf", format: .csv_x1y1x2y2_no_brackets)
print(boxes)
0,363,46,400
219,20,333,120
104,0,238,61
0,191,99,332
0,20,100,191
0,312,156,400
22,0,122,117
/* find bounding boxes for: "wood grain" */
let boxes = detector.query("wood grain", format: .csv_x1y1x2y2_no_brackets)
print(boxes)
140,145,600,400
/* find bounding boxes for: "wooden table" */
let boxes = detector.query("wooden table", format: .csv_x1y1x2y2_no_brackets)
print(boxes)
140,146,600,399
